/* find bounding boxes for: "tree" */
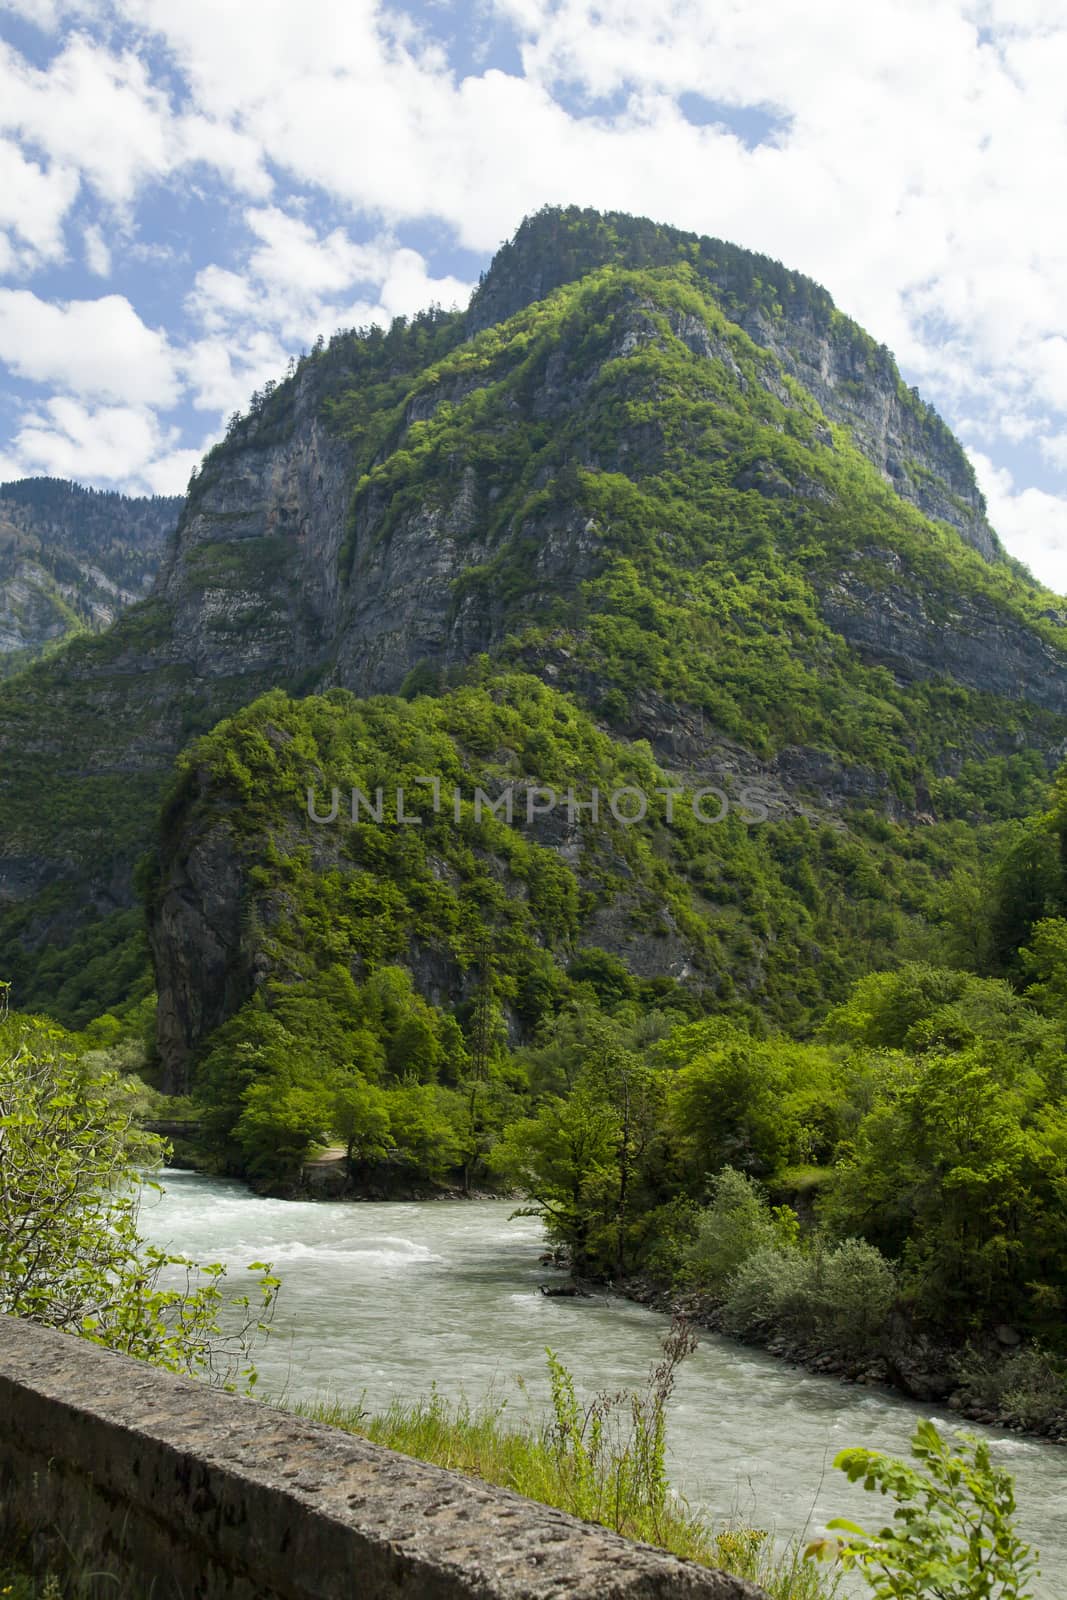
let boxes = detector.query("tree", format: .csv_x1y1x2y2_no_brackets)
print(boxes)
235,1064,336,1178
822,1050,1044,1331
0,1001,278,1387
665,1038,796,1180
333,1073,394,1168
491,1082,617,1276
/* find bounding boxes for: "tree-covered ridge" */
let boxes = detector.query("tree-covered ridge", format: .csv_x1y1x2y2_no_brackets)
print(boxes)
2,209,1067,1051
466,207,993,550
0,477,181,672
146,670,1067,1413
328,261,1067,786
152,675,1002,1133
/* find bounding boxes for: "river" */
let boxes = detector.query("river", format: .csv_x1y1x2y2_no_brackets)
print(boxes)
140,1171,1064,1594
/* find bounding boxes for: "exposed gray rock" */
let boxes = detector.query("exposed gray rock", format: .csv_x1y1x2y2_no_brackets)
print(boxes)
0,479,181,662
821,552,1067,712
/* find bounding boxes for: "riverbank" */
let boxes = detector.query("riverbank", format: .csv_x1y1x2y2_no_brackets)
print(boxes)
617,1275,1067,1446
299,1375,833,1600
164,1146,1067,1446
138,1173,1066,1593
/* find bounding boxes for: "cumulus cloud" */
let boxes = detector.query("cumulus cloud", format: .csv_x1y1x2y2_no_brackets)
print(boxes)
180,327,289,416
0,33,269,214
86,2,1067,427
83,221,110,275
3,394,202,492
183,211,473,404
0,289,179,405
970,450,1067,595
0,0,1062,577
0,136,78,267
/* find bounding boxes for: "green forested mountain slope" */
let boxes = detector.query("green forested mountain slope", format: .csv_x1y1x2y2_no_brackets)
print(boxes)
1,206,1065,1034
8,209,1067,1424
0,477,181,674
148,675,990,1093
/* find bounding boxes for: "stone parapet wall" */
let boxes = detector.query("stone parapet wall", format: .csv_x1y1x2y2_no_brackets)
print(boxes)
0,1317,768,1599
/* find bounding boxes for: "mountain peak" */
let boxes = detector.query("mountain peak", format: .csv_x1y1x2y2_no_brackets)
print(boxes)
467,205,831,336
468,206,994,560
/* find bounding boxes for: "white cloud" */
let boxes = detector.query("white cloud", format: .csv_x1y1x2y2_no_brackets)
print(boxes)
243,206,383,296
1039,434,1067,473
0,137,78,268
83,221,111,276
180,327,289,415
0,33,270,214
0,289,179,405
6,395,177,485
184,212,474,403
0,36,172,205
138,442,208,495
0,0,62,28
0,0,1063,539
970,450,1067,595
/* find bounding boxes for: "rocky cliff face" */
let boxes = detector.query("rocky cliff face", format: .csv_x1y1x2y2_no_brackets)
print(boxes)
0,479,180,668
820,549,1067,713
468,207,995,557
2,207,1067,1048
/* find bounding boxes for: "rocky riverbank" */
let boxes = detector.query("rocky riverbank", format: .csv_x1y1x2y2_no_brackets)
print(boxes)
619,1276,1067,1446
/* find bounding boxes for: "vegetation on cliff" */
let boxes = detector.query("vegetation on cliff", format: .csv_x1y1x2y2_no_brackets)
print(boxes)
4,210,1067,1029
5,207,1067,1435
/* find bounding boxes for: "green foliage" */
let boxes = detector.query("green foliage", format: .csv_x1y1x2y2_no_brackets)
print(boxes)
810,1419,1038,1599
821,1048,1067,1336
492,1012,666,1276
304,1324,837,1600
721,1238,897,1360
0,1004,278,1388
951,1345,1067,1434
195,965,475,1182
0,903,153,1031
5,205,1066,1047
681,1168,796,1290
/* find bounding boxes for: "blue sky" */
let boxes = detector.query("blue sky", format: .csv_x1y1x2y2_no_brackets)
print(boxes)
1,0,1066,587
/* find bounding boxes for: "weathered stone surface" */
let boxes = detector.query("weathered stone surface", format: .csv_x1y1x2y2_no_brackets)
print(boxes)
466,209,994,556
0,1317,768,1600
820,554,1067,712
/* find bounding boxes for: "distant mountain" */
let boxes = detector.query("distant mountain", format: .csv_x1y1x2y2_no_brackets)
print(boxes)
1,207,1065,1073
0,478,181,674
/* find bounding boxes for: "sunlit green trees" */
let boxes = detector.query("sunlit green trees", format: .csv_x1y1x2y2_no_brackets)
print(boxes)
0,998,277,1386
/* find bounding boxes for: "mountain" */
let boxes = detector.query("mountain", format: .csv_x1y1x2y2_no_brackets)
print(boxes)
0,478,181,674
1,205,1066,1072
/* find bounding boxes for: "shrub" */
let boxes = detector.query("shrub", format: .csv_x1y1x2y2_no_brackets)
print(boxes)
0,1002,278,1388
682,1167,782,1290
720,1245,812,1340
720,1235,896,1359
806,1238,897,1358
810,1418,1039,1598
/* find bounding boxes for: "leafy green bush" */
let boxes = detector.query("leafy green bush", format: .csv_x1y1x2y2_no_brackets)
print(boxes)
0,1000,278,1388
682,1168,784,1289
951,1345,1067,1432
720,1245,812,1340
810,1419,1039,1599
719,1234,896,1361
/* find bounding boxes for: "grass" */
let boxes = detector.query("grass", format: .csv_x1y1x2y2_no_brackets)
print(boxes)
0,1543,123,1599
296,1323,838,1600
0,1570,63,1599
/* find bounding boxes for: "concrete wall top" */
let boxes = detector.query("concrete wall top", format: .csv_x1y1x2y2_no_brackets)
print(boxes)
0,1316,771,1600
